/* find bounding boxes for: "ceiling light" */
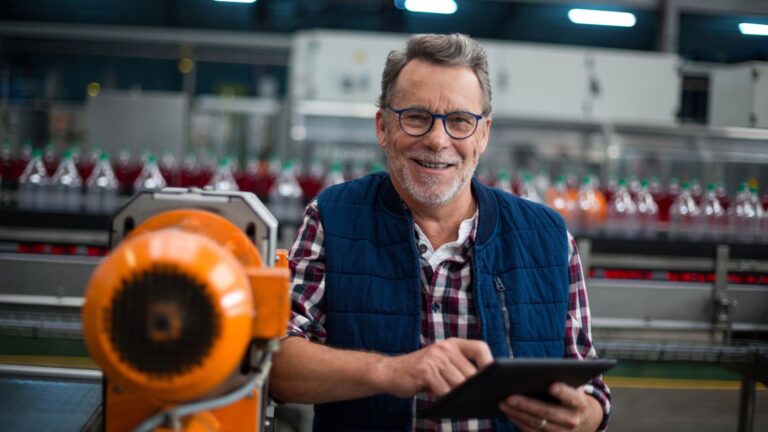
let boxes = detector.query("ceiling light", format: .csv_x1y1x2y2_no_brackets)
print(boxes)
214,0,256,4
403,0,457,15
739,23,768,36
568,9,636,27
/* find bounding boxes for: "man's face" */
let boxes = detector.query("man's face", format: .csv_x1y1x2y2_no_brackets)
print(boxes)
376,58,491,209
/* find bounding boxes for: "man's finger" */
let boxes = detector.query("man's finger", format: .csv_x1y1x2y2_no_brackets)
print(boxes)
550,383,586,409
452,338,494,368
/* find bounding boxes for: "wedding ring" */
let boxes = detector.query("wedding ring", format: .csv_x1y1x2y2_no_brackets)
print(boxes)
537,418,548,430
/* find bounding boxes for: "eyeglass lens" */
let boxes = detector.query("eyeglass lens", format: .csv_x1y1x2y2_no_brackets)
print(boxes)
399,109,478,139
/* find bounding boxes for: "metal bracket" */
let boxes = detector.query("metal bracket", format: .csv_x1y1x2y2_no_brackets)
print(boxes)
712,244,737,342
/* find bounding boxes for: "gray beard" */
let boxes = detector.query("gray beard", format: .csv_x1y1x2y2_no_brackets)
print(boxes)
385,147,476,208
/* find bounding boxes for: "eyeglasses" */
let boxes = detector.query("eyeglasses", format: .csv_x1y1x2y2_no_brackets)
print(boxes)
386,105,482,140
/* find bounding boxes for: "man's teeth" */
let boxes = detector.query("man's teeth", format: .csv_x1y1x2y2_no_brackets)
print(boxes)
417,161,450,169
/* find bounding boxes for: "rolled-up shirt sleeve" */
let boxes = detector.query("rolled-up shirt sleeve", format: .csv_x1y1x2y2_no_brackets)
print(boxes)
285,199,328,343
565,232,612,431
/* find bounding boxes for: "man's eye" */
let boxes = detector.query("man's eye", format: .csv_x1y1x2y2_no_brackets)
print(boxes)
448,115,473,127
403,112,430,123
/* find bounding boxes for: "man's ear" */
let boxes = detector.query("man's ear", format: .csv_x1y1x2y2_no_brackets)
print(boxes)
477,116,491,155
375,109,388,150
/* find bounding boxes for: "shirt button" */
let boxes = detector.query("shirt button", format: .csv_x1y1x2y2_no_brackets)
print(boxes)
418,244,428,255
431,303,440,312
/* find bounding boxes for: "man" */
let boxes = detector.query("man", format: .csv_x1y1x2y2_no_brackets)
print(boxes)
269,33,611,432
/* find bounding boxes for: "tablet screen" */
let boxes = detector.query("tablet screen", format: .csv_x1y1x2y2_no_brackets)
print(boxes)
419,358,616,420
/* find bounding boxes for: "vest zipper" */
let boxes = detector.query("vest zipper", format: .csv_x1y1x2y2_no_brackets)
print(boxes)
494,276,514,357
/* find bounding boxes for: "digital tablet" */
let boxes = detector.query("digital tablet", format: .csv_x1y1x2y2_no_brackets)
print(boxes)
419,358,616,420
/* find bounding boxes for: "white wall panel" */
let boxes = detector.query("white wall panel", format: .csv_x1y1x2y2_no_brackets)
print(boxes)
709,62,768,128
492,42,588,121
290,30,406,104
588,50,680,124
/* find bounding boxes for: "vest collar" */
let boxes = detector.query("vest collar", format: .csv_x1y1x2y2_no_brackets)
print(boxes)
378,173,498,245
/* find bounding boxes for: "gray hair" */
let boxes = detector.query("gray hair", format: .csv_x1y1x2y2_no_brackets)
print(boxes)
378,33,492,116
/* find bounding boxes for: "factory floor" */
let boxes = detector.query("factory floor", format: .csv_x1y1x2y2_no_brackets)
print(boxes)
275,383,768,432
1,335,766,431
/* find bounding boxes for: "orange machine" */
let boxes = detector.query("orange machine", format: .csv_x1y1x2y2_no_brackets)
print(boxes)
81,189,290,431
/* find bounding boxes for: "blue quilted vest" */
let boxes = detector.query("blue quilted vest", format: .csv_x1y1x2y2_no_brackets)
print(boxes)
314,173,569,431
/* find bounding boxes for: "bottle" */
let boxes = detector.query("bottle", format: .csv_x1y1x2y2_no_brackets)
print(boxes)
748,184,764,242
43,141,58,177
604,179,639,239
635,180,659,239
160,151,179,186
180,152,202,188
207,158,240,191
347,160,367,181
727,183,756,243
50,149,82,212
322,161,346,191
518,173,542,204
715,180,730,213
546,175,576,229
298,161,325,202
85,151,119,214
18,148,49,209
668,181,702,241
268,160,304,224
496,170,514,194
133,154,167,191
575,175,603,237
114,149,138,195
657,177,679,226
701,183,726,242
236,158,259,194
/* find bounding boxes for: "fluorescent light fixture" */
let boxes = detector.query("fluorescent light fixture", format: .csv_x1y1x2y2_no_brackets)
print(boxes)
214,0,256,3
739,23,768,36
568,9,636,27
404,0,457,15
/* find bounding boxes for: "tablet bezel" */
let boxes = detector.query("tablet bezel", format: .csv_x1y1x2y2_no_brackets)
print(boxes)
419,358,616,420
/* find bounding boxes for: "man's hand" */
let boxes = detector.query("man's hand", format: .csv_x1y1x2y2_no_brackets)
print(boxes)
376,337,494,398
498,383,603,432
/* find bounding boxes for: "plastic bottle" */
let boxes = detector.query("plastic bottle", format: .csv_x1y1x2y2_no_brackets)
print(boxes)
133,154,167,191
668,181,702,241
18,148,49,209
322,161,346,191
160,151,179,186
43,141,58,177
604,179,639,239
657,177,679,226
727,183,756,243
518,173,542,204
207,158,240,191
575,176,604,236
748,184,764,242
50,149,82,212
715,180,730,213
635,180,659,239
298,161,325,202
86,151,119,214
268,160,304,224
496,170,514,194
701,183,726,242
348,160,367,181
545,175,576,229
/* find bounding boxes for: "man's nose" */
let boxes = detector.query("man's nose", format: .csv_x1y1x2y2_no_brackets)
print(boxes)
422,117,451,150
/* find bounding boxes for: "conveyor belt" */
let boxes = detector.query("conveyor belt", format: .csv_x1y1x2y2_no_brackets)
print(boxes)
0,365,102,432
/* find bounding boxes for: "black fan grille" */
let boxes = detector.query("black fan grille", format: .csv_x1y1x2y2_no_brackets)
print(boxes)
106,265,221,378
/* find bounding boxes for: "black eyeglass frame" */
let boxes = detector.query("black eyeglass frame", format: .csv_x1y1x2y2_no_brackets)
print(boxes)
385,105,483,140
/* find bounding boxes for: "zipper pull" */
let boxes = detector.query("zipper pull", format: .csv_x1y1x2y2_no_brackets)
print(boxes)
494,276,505,291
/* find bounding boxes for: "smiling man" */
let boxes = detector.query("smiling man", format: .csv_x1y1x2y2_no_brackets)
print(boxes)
269,33,611,432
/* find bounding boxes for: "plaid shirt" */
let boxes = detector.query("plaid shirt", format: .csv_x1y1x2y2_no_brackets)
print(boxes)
287,199,611,432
